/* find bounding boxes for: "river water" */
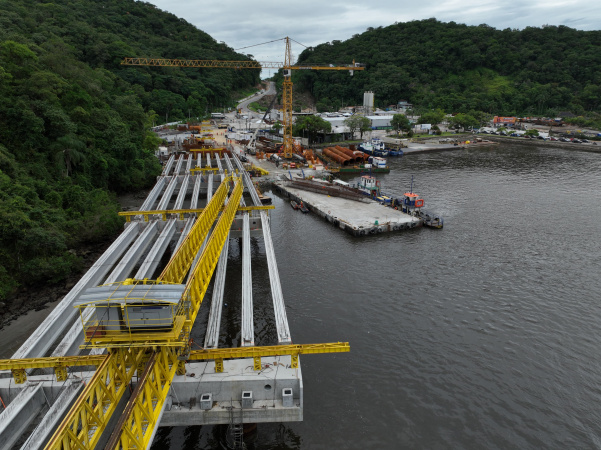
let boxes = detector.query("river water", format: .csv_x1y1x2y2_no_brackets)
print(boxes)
0,140,594,448
150,141,601,449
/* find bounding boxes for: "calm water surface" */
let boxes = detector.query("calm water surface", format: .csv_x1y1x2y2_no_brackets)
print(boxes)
153,142,601,449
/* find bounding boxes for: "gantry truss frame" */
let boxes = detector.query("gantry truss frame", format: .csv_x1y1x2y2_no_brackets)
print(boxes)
0,155,350,449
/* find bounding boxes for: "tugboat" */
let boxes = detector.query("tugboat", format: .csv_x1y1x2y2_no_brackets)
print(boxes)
353,175,391,205
392,177,444,229
352,175,444,229
359,137,388,156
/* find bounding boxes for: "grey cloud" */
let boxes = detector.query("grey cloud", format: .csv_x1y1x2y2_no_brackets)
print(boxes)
148,0,601,64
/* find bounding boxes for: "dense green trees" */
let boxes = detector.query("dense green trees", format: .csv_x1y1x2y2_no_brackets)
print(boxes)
293,116,332,144
0,0,259,302
390,114,412,135
293,19,601,117
448,113,479,131
344,115,371,138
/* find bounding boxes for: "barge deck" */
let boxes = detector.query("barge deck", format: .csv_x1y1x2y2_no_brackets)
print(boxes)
274,181,421,236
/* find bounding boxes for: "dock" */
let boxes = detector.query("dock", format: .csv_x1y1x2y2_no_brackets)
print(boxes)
274,181,421,236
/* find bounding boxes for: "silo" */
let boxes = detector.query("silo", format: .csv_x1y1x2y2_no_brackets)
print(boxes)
363,91,374,115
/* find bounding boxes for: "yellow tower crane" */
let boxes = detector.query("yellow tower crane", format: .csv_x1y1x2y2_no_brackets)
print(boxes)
121,36,364,158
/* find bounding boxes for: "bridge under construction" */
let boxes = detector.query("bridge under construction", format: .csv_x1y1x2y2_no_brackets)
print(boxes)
0,140,348,449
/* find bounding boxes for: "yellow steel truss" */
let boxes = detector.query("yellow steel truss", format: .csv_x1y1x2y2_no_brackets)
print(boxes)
45,347,145,450
188,342,350,372
0,355,107,384
282,37,294,159
159,177,231,283
118,205,273,222
106,347,180,450
0,132,352,448
182,177,243,331
121,57,361,71
0,342,349,382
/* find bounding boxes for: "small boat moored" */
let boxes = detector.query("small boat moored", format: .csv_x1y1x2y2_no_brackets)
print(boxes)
299,201,309,213
290,200,300,210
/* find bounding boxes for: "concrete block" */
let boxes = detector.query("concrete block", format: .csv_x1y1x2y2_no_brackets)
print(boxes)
241,391,253,409
282,388,294,407
200,393,212,410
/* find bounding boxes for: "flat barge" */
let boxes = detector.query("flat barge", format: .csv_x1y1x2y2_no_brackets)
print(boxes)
273,180,421,236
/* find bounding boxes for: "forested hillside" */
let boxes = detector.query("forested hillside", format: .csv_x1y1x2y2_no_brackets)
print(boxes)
0,0,259,304
293,19,601,116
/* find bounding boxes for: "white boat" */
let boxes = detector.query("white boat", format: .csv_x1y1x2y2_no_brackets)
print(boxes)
359,138,388,156
368,156,387,168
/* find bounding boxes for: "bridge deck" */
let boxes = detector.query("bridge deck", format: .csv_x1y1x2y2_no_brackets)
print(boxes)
0,152,299,448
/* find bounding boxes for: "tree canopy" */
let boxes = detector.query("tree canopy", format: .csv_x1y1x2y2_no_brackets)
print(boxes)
391,114,412,135
292,19,601,117
344,115,371,138
0,0,259,302
293,116,332,144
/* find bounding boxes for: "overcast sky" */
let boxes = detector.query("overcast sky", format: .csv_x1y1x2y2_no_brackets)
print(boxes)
147,0,601,75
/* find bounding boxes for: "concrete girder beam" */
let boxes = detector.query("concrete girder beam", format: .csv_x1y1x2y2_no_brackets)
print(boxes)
203,236,230,349
173,154,185,175
139,177,166,212
10,223,140,361
261,210,292,345
161,154,175,177
190,174,202,210
173,174,190,210
174,216,195,251
234,157,291,345
104,221,158,284
134,219,177,280
0,383,46,449
241,213,254,347
50,223,156,358
19,380,84,450
156,176,178,211
223,154,234,173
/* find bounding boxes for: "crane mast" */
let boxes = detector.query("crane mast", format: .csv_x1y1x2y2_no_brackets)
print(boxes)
282,37,294,158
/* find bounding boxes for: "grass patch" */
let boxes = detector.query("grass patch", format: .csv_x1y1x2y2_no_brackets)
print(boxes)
248,101,262,112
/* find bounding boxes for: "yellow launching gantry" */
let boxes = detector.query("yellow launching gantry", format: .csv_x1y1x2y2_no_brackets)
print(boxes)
121,36,364,158
0,175,349,450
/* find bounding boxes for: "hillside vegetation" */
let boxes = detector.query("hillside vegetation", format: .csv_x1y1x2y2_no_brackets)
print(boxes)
0,0,259,303
293,19,601,116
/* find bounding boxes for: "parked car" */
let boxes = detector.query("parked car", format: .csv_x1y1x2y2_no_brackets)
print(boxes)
550,137,558,141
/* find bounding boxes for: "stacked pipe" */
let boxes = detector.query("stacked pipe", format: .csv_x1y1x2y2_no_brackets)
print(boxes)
323,147,350,165
328,147,355,164
353,150,369,161
335,146,361,163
